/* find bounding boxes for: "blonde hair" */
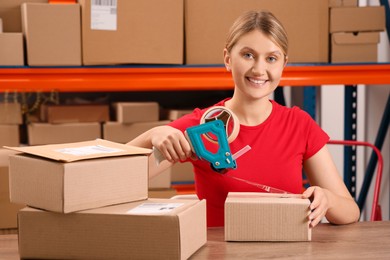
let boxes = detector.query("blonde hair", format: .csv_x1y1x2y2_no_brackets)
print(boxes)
225,10,288,59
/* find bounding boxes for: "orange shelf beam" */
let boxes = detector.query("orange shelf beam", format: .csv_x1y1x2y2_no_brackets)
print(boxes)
0,64,390,93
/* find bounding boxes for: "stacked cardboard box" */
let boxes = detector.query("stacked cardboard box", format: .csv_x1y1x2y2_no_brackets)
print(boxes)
329,4,386,63
0,149,25,229
6,139,207,259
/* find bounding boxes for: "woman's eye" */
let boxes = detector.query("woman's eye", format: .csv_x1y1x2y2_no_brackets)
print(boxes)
243,53,254,59
267,56,277,63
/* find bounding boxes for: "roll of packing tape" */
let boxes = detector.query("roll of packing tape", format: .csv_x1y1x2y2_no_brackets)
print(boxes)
200,106,240,143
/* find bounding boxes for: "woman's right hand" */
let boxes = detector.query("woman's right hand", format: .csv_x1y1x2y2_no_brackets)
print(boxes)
150,125,193,163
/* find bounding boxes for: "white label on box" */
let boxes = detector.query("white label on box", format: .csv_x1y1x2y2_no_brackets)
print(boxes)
127,203,184,215
91,0,117,31
55,145,124,156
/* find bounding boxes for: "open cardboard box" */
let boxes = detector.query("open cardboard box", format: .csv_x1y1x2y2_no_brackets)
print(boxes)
5,139,152,213
18,198,207,259
225,192,311,241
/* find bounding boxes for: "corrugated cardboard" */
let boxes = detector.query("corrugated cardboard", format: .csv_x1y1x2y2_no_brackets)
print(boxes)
27,122,101,145
185,0,329,64
225,192,311,241
21,3,82,66
329,0,357,7
6,139,152,213
18,199,207,259
330,6,385,33
79,0,183,65
0,125,20,147
331,32,380,63
166,109,194,121
103,120,171,144
0,149,25,229
0,103,22,124
113,102,159,123
40,104,110,123
0,33,24,66
0,0,48,32
149,167,172,189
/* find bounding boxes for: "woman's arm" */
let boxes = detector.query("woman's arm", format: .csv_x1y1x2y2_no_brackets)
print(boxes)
302,145,360,227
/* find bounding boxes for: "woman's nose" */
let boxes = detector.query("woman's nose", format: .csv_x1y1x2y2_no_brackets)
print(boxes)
251,59,266,75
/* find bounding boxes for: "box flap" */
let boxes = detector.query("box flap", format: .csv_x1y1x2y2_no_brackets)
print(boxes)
333,32,380,45
4,139,152,162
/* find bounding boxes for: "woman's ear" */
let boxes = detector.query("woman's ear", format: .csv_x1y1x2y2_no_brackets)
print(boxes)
223,48,231,72
283,56,288,67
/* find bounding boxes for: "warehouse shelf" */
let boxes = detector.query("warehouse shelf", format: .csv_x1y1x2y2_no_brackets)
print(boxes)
0,63,390,93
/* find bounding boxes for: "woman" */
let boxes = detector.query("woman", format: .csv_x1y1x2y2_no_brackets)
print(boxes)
128,10,360,227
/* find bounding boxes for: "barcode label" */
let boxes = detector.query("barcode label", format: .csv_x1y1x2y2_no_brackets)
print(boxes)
91,0,117,31
92,0,117,6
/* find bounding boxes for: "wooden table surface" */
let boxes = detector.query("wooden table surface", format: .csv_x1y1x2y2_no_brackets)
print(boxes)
1,221,389,259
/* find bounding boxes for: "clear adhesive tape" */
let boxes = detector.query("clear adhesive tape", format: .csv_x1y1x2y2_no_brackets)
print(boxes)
199,106,240,143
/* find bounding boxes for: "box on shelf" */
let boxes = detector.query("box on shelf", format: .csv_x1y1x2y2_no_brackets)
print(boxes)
18,199,206,259
103,120,171,144
0,125,20,147
40,104,110,123
6,139,151,213
0,0,48,33
21,2,81,66
331,32,380,63
185,0,329,64
171,162,194,183
0,33,24,66
225,192,311,241
113,102,159,123
165,109,194,121
0,103,23,125
330,6,385,33
329,0,357,7
27,122,101,145
79,0,183,65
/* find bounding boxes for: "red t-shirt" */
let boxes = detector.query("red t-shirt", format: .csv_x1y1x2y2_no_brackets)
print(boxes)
169,99,329,227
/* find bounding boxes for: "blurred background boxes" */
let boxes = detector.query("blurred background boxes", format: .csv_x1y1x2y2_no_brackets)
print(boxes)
0,0,47,32
40,104,110,123
79,0,183,65
0,33,24,66
113,102,159,123
21,2,81,66
185,0,330,64
27,122,101,145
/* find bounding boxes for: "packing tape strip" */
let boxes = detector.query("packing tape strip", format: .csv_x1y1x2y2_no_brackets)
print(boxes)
199,106,240,143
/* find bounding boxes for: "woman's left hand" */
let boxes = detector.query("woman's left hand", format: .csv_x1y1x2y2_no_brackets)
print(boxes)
302,186,329,228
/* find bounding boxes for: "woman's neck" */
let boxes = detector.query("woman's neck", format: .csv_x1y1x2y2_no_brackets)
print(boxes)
225,96,272,126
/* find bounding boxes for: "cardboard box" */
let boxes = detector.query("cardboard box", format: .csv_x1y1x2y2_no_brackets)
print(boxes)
0,33,24,66
330,6,385,33
103,120,171,144
0,125,20,147
79,0,183,65
40,104,110,123
21,3,82,66
114,102,159,123
18,199,207,259
185,0,329,64
329,0,357,7
225,192,311,241
27,122,101,145
0,167,25,229
0,0,48,32
0,103,22,124
166,109,194,121
149,167,172,189
331,32,380,63
6,139,151,213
